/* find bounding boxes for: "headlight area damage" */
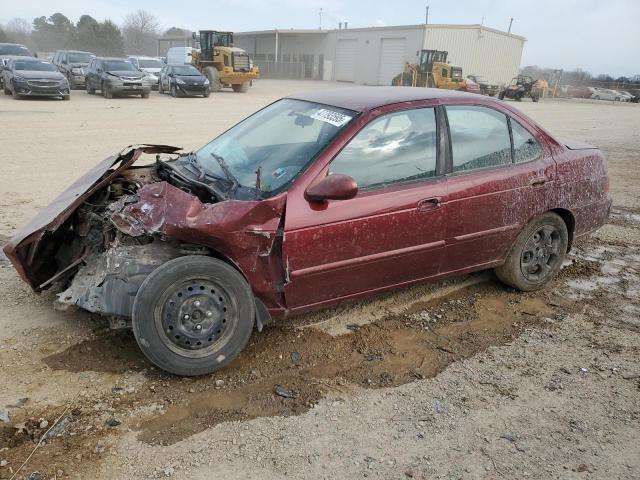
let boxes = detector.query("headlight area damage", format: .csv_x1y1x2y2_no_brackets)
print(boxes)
2,145,286,330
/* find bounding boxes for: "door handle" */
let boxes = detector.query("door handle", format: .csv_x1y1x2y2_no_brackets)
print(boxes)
529,175,549,187
417,197,440,212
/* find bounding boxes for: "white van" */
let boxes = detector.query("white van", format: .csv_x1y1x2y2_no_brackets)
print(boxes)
166,47,197,66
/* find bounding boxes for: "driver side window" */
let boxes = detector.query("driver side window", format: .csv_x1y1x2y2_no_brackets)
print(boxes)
329,108,438,190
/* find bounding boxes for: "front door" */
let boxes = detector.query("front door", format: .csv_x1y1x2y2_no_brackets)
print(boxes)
283,106,447,310
441,104,555,273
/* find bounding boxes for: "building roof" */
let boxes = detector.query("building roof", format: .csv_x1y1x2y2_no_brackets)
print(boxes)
288,86,484,112
235,24,525,41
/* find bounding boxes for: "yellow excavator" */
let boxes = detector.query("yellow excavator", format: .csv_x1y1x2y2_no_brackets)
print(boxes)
392,49,480,93
190,30,259,93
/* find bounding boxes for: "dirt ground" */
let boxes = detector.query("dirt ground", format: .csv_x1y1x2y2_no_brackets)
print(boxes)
0,80,639,480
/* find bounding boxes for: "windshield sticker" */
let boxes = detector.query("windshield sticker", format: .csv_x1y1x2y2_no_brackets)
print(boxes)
310,109,353,127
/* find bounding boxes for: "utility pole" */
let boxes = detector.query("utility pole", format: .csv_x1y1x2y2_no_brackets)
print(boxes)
508,17,514,33
319,8,323,30
425,5,429,24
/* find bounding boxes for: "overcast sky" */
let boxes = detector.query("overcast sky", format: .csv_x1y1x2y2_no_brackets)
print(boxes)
2,0,638,76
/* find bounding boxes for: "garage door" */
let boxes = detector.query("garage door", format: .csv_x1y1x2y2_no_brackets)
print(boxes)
378,38,406,85
335,39,357,82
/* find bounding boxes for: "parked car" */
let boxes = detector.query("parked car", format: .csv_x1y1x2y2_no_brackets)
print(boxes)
0,43,34,88
166,46,196,65
567,86,593,99
617,90,634,102
466,74,500,96
85,57,152,98
126,55,164,90
52,50,95,89
3,87,611,376
591,88,621,101
158,64,210,97
2,57,70,100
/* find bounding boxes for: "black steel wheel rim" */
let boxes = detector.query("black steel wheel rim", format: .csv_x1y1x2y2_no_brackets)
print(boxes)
520,225,561,282
154,279,237,358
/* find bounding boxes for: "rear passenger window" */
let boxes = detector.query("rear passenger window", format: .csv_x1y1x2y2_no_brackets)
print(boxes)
511,119,543,163
329,108,438,190
447,106,512,172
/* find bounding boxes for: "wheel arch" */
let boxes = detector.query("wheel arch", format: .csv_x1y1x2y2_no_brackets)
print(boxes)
204,248,272,331
549,208,575,252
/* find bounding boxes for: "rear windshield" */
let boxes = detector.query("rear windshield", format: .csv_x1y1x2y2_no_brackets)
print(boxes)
14,60,57,71
139,58,163,68
173,65,201,75
0,44,30,56
103,61,136,71
68,52,94,63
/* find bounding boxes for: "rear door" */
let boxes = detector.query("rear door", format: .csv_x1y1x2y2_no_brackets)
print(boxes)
441,104,555,273
283,105,447,309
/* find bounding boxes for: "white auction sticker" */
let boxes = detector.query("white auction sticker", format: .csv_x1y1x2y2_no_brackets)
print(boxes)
310,109,353,127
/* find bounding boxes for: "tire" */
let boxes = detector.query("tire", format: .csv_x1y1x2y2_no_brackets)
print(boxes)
232,82,249,93
593,95,600,100
170,84,178,97
141,91,150,99
132,256,256,376
62,95,70,101
11,82,20,99
3,84,10,95
67,74,76,90
102,82,113,99
495,212,568,292
158,80,164,94
203,67,221,92
498,91,505,100
203,89,210,98
531,94,539,103
86,81,95,95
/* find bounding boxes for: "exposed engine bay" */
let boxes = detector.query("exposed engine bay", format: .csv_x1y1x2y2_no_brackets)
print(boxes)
3,145,287,325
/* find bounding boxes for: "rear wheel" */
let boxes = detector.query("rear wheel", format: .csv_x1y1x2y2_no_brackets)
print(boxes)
495,212,568,291
232,82,249,93
86,81,95,95
132,256,255,376
203,67,221,92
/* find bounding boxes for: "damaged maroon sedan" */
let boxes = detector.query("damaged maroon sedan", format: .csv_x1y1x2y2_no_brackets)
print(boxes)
4,87,611,375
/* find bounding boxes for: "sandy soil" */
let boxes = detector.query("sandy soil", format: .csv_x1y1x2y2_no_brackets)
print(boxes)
0,81,639,480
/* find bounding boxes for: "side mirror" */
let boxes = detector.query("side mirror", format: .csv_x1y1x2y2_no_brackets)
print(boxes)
305,174,358,202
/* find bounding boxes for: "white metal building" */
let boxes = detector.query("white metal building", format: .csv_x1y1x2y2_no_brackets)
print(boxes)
234,24,526,85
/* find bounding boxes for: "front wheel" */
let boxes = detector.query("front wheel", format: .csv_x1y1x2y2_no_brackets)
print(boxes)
498,91,505,100
170,84,178,97
495,212,568,291
102,82,113,99
132,256,256,376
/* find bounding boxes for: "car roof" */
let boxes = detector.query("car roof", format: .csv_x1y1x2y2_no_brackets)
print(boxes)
58,50,93,53
128,55,159,59
288,86,488,113
95,57,130,61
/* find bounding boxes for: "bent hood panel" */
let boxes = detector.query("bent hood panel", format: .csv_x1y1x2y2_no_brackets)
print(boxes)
3,144,181,286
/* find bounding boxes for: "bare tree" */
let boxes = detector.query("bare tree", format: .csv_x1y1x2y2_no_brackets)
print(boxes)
5,17,32,46
123,10,159,55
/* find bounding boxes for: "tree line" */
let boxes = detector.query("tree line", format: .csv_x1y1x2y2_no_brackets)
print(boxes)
0,11,191,57
521,65,639,87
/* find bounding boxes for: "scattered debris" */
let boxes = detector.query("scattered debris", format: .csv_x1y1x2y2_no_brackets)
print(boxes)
7,398,28,408
215,379,225,387
346,323,361,331
106,418,122,427
27,472,43,480
0,460,7,467
163,465,175,477
291,351,302,365
39,419,49,429
0,409,8,423
274,385,297,399
622,373,639,380
42,415,72,440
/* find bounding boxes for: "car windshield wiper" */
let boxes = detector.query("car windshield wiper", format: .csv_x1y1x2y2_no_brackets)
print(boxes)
210,152,239,192
183,151,206,180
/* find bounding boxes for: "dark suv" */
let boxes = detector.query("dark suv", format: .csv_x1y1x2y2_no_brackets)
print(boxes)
85,57,152,98
0,43,34,89
52,50,95,89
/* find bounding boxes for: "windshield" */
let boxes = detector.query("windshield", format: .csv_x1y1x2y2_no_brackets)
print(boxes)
172,65,200,75
0,45,30,56
14,60,57,71
68,52,93,63
103,61,136,72
139,58,163,69
193,99,356,195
